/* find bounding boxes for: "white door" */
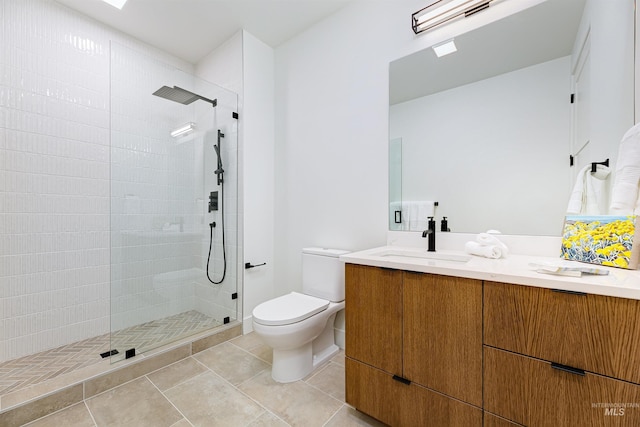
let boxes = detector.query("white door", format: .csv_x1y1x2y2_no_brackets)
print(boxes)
571,31,592,182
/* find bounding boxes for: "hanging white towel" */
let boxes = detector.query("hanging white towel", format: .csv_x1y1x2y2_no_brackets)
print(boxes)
567,164,611,215
399,201,435,231
610,122,640,215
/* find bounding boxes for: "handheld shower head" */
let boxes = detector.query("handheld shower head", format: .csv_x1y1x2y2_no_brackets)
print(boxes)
214,130,224,185
214,144,224,173
152,86,217,107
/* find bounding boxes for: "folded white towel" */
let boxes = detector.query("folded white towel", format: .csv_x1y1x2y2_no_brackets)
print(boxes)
610,122,640,214
477,232,509,256
465,241,504,259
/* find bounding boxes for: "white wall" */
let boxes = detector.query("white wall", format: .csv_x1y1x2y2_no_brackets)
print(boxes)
197,32,243,96
240,32,275,333
273,0,544,297
390,57,571,235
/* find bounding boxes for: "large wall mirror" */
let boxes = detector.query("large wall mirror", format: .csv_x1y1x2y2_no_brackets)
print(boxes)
389,0,635,236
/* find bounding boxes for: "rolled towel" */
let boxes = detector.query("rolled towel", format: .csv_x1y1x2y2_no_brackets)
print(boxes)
610,122,640,214
476,233,509,256
465,241,504,259
610,181,640,215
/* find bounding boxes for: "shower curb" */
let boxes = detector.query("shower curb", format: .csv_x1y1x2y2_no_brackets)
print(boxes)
0,323,241,427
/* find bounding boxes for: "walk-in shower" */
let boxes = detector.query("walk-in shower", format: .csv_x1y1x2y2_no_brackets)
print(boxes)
0,2,240,410
107,44,240,362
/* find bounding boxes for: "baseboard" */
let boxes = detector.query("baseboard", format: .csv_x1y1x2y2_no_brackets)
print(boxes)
243,315,254,334
334,327,345,349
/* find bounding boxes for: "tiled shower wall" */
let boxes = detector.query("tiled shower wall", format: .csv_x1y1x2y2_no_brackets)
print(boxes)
0,0,206,362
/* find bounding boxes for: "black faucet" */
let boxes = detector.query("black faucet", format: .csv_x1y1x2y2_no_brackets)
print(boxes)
422,216,436,252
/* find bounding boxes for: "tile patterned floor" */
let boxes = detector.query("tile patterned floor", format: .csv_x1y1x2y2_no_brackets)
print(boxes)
23,333,386,427
110,310,222,362
0,335,111,398
0,311,221,397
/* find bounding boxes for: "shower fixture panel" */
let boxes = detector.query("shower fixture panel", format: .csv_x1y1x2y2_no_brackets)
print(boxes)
209,191,218,212
152,84,227,286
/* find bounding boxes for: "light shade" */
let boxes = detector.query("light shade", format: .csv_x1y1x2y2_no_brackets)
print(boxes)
412,0,493,34
170,122,196,138
432,39,457,57
100,0,128,10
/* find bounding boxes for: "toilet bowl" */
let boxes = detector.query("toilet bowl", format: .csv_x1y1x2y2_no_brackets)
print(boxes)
252,248,349,383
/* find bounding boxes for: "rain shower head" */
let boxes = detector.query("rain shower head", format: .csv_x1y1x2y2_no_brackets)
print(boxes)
152,85,217,107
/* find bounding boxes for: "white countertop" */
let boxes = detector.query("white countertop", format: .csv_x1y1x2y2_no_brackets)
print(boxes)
340,246,640,300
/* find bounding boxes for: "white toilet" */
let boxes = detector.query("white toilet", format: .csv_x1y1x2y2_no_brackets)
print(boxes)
252,247,349,383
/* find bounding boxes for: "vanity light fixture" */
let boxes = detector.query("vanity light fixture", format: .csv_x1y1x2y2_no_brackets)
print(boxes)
99,0,128,10
432,39,458,57
170,122,196,138
412,0,493,34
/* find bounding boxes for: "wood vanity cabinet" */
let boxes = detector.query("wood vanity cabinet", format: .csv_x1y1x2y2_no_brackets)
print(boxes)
484,281,640,426
345,264,640,426
345,264,483,426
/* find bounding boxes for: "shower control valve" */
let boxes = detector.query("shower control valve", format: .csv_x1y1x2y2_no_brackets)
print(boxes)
208,191,219,212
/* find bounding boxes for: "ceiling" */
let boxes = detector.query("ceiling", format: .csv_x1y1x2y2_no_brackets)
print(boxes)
390,0,587,105
54,0,356,63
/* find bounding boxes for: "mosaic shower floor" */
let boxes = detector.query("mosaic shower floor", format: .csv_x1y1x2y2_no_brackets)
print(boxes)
0,310,222,397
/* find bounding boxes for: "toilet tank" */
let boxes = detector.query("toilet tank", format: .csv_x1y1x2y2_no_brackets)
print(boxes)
302,248,350,302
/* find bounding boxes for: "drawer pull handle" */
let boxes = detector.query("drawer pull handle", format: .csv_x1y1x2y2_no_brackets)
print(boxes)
392,375,411,385
551,289,587,296
551,362,585,376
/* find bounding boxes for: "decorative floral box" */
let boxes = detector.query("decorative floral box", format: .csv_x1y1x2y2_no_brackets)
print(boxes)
561,215,638,269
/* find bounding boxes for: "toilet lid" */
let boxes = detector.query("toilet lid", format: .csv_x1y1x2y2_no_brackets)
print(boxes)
253,292,329,326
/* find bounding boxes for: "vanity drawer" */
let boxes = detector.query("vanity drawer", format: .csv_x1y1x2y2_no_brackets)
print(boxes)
346,357,482,427
484,281,640,384
346,357,403,426
484,346,640,426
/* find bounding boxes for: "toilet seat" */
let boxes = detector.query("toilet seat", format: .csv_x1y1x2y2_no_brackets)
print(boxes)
253,292,329,326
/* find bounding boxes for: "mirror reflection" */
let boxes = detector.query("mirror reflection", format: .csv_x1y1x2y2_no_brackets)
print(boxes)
389,0,635,236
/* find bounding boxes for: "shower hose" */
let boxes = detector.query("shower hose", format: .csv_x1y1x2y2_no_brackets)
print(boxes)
206,153,226,285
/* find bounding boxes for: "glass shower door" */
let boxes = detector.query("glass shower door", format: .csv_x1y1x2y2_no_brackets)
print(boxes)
109,43,239,362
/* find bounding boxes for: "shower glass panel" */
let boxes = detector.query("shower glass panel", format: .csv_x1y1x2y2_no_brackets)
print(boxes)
109,43,238,362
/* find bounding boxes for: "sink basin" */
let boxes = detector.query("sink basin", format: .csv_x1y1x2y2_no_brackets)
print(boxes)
370,249,471,263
